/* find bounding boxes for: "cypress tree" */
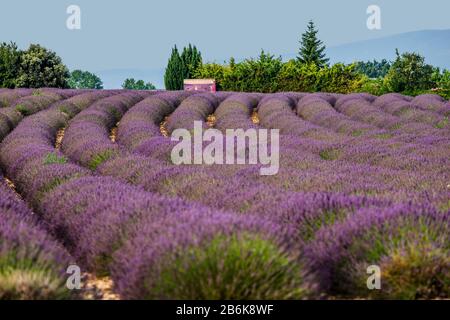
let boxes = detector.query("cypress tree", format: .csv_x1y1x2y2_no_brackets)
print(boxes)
164,45,184,90
181,44,202,79
297,20,329,68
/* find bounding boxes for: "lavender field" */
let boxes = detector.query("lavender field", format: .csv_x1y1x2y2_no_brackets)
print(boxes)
0,88,449,299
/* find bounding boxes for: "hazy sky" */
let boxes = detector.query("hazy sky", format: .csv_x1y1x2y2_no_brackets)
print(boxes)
1,0,450,74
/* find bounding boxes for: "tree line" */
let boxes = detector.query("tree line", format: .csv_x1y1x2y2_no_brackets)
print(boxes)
1,20,449,98
164,21,450,98
0,42,155,90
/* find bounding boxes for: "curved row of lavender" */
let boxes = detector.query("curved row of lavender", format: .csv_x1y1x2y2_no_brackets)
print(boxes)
0,90,313,299
52,90,450,299
0,89,448,299
0,174,74,299
111,92,449,208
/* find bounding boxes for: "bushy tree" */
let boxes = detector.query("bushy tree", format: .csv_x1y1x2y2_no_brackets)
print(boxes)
383,50,435,94
68,70,103,89
435,69,450,99
193,62,230,91
226,50,283,92
318,63,365,93
194,56,363,94
276,60,363,93
164,45,185,90
16,44,69,88
437,70,450,90
181,44,202,79
297,21,329,68
276,60,320,92
122,78,156,90
0,42,21,88
355,59,391,78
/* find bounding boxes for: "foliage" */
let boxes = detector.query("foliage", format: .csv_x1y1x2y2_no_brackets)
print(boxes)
297,20,329,68
0,42,21,88
435,69,450,99
226,50,283,92
16,44,69,88
195,58,363,94
357,77,386,96
149,235,308,299
68,70,103,89
383,50,436,94
122,78,156,90
180,44,202,80
164,45,185,90
193,62,231,91
317,63,365,93
355,59,391,78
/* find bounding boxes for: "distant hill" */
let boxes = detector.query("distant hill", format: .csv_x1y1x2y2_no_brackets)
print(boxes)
326,29,450,69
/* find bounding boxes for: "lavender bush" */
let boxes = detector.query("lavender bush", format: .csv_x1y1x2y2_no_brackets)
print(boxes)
0,88,448,300
0,175,73,299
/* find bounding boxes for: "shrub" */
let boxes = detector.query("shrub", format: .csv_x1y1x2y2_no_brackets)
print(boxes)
306,204,450,299
149,234,307,299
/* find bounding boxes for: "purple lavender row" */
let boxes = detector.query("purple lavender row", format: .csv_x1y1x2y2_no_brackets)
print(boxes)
409,94,450,116
0,91,117,193
142,92,446,175
117,91,193,150
4,89,446,297
11,88,81,115
112,94,448,206
305,203,449,298
292,93,449,172
0,174,74,299
333,94,445,136
214,93,262,131
371,93,449,130
296,94,382,137
10,89,416,298
98,145,449,216
96,153,450,298
42,176,308,299
335,98,450,151
107,96,448,209
61,91,152,169
165,93,222,132
257,95,342,142
0,89,86,142
0,88,33,108
0,91,310,299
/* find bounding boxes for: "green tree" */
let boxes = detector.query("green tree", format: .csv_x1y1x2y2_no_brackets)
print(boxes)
122,78,156,90
16,44,69,88
68,70,103,89
297,21,329,68
181,44,202,79
164,45,185,90
0,42,21,88
355,59,391,78
227,50,283,92
194,62,230,91
384,49,435,94
438,70,450,90
318,63,364,93
276,60,320,92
